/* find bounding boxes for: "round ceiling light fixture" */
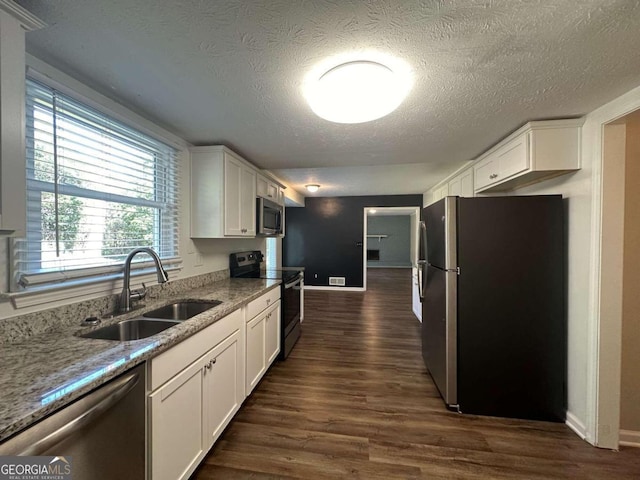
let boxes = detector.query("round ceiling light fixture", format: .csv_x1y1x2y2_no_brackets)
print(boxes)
303,54,413,124
305,184,320,193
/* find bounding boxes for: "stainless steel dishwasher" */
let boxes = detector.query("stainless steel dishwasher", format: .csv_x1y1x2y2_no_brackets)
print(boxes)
0,363,146,479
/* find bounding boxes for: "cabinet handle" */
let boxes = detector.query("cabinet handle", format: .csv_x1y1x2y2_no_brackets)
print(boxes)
266,298,271,304
489,173,498,179
211,358,217,365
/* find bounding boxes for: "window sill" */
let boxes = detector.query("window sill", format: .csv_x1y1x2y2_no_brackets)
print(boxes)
3,263,182,309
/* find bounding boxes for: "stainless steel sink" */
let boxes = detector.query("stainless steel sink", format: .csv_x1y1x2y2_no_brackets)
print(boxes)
80,318,180,341
142,300,221,321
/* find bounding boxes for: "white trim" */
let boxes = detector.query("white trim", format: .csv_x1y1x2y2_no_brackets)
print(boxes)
303,286,365,292
363,206,421,293
7,264,183,309
0,0,46,31
566,411,587,440
363,209,368,291
619,430,640,448
585,83,640,448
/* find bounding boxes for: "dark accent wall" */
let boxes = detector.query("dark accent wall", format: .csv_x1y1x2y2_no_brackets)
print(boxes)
283,195,422,287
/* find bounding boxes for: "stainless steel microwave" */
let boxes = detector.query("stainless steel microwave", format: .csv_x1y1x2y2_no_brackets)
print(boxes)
257,197,283,236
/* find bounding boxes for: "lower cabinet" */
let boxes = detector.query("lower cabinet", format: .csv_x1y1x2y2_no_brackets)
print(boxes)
149,357,205,480
148,311,244,480
246,300,281,395
147,288,282,479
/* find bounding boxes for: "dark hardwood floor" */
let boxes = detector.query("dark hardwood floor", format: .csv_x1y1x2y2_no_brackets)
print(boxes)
192,268,640,479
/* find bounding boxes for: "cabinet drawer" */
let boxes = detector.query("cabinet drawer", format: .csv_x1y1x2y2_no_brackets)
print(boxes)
246,288,280,320
150,308,242,390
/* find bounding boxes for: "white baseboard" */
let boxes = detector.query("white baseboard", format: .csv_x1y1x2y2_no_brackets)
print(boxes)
303,286,365,292
566,411,588,440
619,429,640,448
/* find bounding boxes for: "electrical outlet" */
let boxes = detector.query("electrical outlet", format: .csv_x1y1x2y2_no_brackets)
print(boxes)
314,273,318,279
194,253,203,267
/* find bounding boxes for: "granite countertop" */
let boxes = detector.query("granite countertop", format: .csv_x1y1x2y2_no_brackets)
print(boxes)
0,277,280,443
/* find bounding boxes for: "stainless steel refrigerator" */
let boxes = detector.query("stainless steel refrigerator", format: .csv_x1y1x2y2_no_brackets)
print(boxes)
419,195,565,422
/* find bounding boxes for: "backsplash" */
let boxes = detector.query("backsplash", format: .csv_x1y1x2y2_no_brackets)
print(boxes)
0,269,229,345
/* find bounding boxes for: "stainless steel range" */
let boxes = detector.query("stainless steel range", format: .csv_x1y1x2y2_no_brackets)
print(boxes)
230,251,303,359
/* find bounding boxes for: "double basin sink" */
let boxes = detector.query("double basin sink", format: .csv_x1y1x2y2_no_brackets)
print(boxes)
80,300,222,341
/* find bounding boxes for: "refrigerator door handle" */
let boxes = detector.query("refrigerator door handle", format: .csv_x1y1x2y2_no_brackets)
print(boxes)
417,260,426,300
418,221,428,301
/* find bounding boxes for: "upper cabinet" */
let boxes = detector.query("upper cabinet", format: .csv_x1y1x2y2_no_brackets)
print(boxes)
0,3,45,235
257,173,285,206
190,146,256,238
448,167,474,198
473,119,584,193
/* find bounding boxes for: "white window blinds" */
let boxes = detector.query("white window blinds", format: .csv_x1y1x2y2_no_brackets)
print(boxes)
13,78,180,289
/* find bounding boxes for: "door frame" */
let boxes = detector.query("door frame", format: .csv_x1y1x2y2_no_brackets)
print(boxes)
586,85,640,448
362,206,421,291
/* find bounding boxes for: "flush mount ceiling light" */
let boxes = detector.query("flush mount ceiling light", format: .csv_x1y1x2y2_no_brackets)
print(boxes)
369,209,377,214
305,184,320,193
303,54,413,124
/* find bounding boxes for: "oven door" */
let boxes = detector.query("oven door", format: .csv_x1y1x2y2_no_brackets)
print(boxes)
280,274,302,359
282,275,301,336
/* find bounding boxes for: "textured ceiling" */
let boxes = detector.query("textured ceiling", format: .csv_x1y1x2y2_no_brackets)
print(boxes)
16,0,640,196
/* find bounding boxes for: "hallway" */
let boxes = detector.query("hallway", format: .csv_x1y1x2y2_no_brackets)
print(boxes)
193,269,640,479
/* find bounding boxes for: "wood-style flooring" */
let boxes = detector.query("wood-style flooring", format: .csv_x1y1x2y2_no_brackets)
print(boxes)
192,268,640,479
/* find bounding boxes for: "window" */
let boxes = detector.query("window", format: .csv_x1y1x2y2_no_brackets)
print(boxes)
13,78,180,290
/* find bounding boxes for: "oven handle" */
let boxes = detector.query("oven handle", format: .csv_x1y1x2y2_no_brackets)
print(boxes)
284,277,302,289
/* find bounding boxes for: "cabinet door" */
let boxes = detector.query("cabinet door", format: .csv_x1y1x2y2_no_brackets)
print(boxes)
149,360,205,480
240,166,256,236
459,169,474,197
448,177,461,197
265,303,281,366
277,187,285,206
496,133,528,180
223,154,243,236
204,330,244,447
474,154,500,190
256,174,269,198
246,313,266,394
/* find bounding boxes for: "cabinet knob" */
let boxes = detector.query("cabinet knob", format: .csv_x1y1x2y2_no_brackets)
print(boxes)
266,298,271,304
489,173,498,179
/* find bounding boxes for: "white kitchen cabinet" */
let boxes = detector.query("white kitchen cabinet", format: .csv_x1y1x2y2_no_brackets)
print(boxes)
448,167,474,198
246,301,280,394
0,6,44,235
190,146,256,238
434,184,448,202
256,174,279,201
149,308,245,480
203,330,244,447
149,358,205,480
245,289,281,395
277,186,286,206
473,119,584,193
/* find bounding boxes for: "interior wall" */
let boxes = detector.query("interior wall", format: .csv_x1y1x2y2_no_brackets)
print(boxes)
283,195,422,288
621,112,640,434
366,216,412,267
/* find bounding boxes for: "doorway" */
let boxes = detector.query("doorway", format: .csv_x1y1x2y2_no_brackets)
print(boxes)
594,107,640,449
363,206,421,321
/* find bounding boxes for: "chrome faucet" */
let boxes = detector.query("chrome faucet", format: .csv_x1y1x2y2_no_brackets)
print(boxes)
119,247,169,313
